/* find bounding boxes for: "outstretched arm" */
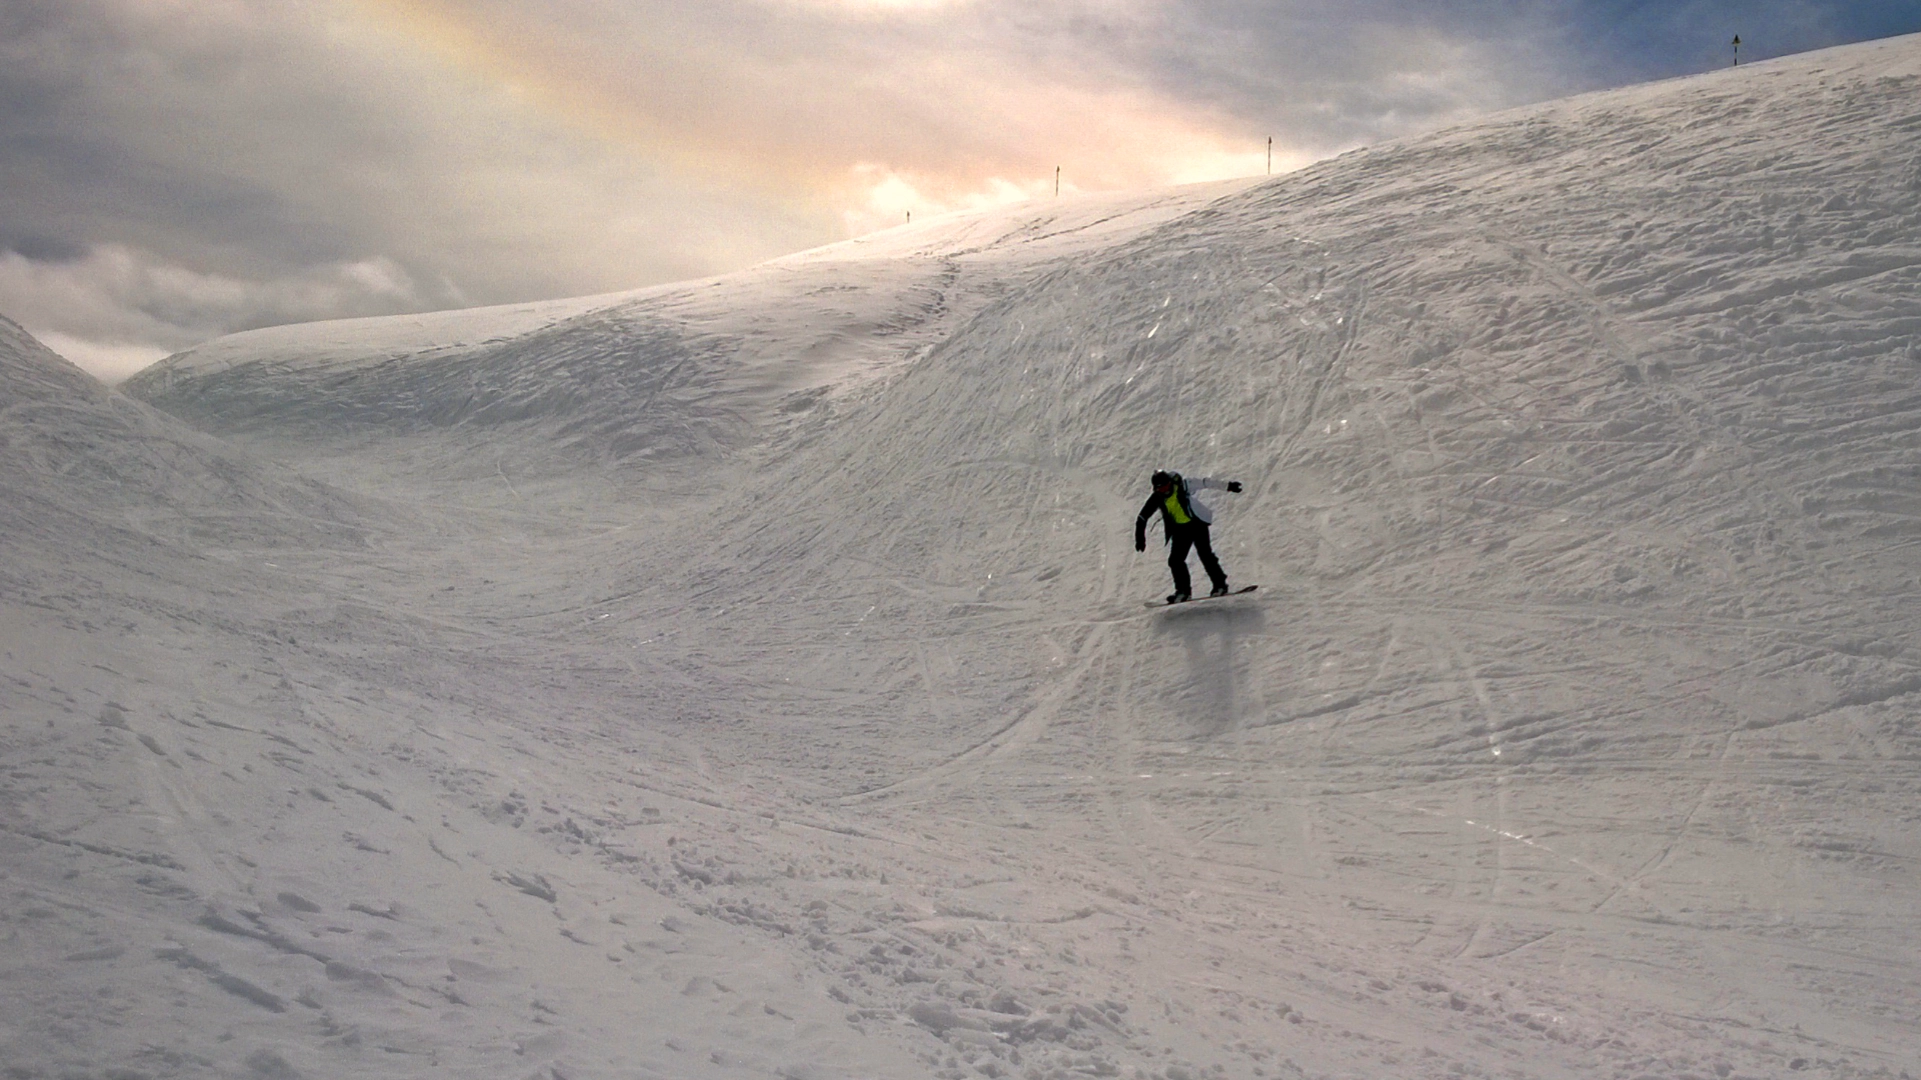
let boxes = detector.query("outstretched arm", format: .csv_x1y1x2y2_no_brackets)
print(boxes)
1192,476,1244,493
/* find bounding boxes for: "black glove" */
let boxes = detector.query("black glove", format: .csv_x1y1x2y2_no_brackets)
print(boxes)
1227,481,1242,493
1135,536,1146,552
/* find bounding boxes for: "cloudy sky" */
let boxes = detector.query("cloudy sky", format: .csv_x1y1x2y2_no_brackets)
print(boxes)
3,0,1915,381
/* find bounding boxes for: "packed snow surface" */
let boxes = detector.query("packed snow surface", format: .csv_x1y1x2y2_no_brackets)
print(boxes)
8,32,1921,1080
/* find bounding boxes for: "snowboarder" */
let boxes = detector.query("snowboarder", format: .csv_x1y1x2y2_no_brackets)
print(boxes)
1134,470,1242,603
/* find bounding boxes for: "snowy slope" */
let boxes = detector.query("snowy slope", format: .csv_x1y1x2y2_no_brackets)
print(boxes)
585,34,1921,1078
1,317,934,1078
127,181,1256,506
0,314,369,571
11,30,1921,1080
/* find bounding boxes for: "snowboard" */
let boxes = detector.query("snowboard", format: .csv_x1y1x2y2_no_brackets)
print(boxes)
1146,585,1258,608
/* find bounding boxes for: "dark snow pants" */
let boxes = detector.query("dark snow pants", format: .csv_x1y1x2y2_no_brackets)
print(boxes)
1167,522,1227,596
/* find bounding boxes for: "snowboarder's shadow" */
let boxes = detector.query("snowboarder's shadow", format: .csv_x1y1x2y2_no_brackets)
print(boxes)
1149,600,1266,739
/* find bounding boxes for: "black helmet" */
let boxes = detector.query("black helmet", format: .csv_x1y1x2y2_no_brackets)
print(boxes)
1151,470,1174,488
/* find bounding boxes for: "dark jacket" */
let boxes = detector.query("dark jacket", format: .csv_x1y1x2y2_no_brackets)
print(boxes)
1135,473,1231,548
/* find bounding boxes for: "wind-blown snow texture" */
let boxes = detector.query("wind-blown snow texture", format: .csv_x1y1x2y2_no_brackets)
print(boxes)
9,33,1921,1080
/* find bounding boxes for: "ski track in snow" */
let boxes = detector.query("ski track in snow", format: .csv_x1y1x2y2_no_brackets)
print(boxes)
6,33,1921,1080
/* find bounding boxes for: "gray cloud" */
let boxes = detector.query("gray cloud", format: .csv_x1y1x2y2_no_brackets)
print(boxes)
2,0,1911,381
0,244,437,345
0,0,839,378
